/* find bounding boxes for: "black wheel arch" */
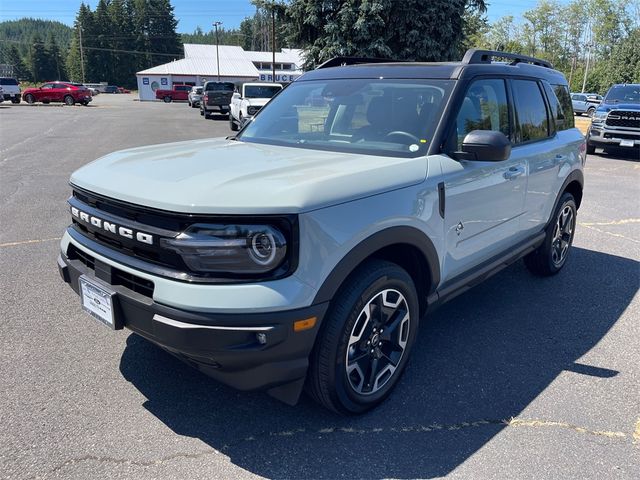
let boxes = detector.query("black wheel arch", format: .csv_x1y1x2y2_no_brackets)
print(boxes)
550,169,584,222
313,226,440,316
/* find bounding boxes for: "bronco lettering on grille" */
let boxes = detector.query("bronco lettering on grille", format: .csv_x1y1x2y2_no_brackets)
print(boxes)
70,206,154,244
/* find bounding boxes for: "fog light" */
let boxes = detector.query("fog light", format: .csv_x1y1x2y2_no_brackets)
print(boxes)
256,333,267,345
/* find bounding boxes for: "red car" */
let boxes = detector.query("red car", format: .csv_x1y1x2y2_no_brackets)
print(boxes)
117,87,131,94
22,82,92,106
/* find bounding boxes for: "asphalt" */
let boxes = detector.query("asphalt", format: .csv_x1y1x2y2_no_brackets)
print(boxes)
0,95,639,480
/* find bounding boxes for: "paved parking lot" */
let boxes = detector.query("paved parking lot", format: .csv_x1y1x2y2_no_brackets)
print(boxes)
1,94,639,479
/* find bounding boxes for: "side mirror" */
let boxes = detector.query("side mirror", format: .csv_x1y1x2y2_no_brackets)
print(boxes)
453,130,511,162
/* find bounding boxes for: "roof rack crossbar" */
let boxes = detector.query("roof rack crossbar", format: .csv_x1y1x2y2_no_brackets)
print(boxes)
316,56,396,69
462,49,553,69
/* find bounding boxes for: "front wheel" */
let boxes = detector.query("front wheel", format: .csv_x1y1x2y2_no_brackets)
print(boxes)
306,260,419,414
229,113,238,131
524,193,577,276
587,107,595,117
64,95,75,106
11,97,20,104
586,143,596,154
163,96,171,103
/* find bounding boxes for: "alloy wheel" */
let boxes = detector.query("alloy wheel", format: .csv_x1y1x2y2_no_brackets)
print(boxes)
345,289,410,395
551,205,575,266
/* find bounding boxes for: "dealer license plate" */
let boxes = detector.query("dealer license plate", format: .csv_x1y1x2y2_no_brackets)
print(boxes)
79,275,115,329
620,139,635,147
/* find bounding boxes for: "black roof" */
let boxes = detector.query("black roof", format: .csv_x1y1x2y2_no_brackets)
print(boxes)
299,49,568,85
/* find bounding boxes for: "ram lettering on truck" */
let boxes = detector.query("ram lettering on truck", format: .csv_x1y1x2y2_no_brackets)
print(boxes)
229,83,283,131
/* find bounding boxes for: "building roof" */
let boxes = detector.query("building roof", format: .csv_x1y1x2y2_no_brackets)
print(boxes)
137,44,304,77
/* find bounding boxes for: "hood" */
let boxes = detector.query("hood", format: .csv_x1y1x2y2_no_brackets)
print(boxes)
70,138,427,214
246,98,271,107
597,102,640,112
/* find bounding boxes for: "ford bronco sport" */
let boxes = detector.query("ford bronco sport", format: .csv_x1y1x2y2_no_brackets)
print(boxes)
58,50,585,414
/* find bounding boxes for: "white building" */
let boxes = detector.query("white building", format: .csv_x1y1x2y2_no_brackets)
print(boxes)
136,44,304,101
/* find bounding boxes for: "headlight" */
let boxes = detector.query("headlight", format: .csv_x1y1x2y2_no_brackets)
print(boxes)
160,223,287,274
592,110,608,122
247,106,258,115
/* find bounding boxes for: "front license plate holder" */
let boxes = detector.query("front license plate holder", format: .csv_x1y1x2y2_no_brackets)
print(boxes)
619,139,635,147
79,275,122,330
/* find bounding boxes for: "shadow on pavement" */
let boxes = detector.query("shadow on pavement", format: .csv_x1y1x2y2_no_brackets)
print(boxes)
594,148,640,162
120,247,638,479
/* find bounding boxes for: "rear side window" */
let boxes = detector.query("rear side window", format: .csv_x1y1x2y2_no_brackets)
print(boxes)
454,78,510,148
512,79,550,143
543,82,573,132
0,78,18,86
552,85,575,129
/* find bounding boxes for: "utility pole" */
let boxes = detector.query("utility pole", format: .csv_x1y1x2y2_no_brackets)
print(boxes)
581,42,592,93
79,25,85,83
271,5,276,83
213,21,222,81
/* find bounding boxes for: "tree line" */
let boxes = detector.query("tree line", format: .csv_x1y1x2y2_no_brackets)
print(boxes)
1,0,637,94
467,0,640,93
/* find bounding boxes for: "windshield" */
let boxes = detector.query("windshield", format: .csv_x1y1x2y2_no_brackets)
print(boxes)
244,85,282,99
238,78,454,157
194,87,203,94
605,85,640,103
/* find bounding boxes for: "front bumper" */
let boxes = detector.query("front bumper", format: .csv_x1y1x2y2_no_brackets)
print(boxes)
587,124,640,148
58,250,329,404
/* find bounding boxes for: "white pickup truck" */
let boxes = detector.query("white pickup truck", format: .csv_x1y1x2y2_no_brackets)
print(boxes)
229,82,283,131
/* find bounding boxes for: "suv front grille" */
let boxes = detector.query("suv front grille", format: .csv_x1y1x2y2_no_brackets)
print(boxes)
67,244,155,298
605,110,640,129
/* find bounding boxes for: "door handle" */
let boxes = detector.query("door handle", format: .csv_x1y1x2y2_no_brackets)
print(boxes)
503,167,524,180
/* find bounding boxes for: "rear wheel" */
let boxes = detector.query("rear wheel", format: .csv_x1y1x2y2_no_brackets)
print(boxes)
163,96,171,103
524,193,577,276
587,106,595,117
24,94,35,104
306,260,419,414
64,95,75,106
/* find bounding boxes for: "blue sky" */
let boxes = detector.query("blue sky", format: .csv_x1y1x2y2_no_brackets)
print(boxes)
0,0,562,32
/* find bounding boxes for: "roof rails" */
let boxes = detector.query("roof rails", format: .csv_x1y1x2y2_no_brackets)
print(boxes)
462,49,553,69
316,56,396,69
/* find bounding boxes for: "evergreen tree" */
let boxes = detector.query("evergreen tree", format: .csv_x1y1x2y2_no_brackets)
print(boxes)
3,44,31,80
285,0,487,69
27,34,48,81
45,33,65,80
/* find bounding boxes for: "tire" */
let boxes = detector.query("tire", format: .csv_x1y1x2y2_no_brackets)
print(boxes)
524,193,577,276
64,95,75,106
188,100,191,107
229,113,238,131
81,101,88,106
163,96,171,103
306,260,419,415
11,97,20,104
586,143,596,154
24,94,35,104
587,107,595,117
199,108,204,116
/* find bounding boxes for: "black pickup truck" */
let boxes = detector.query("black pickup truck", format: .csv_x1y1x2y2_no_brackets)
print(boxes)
200,81,235,118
